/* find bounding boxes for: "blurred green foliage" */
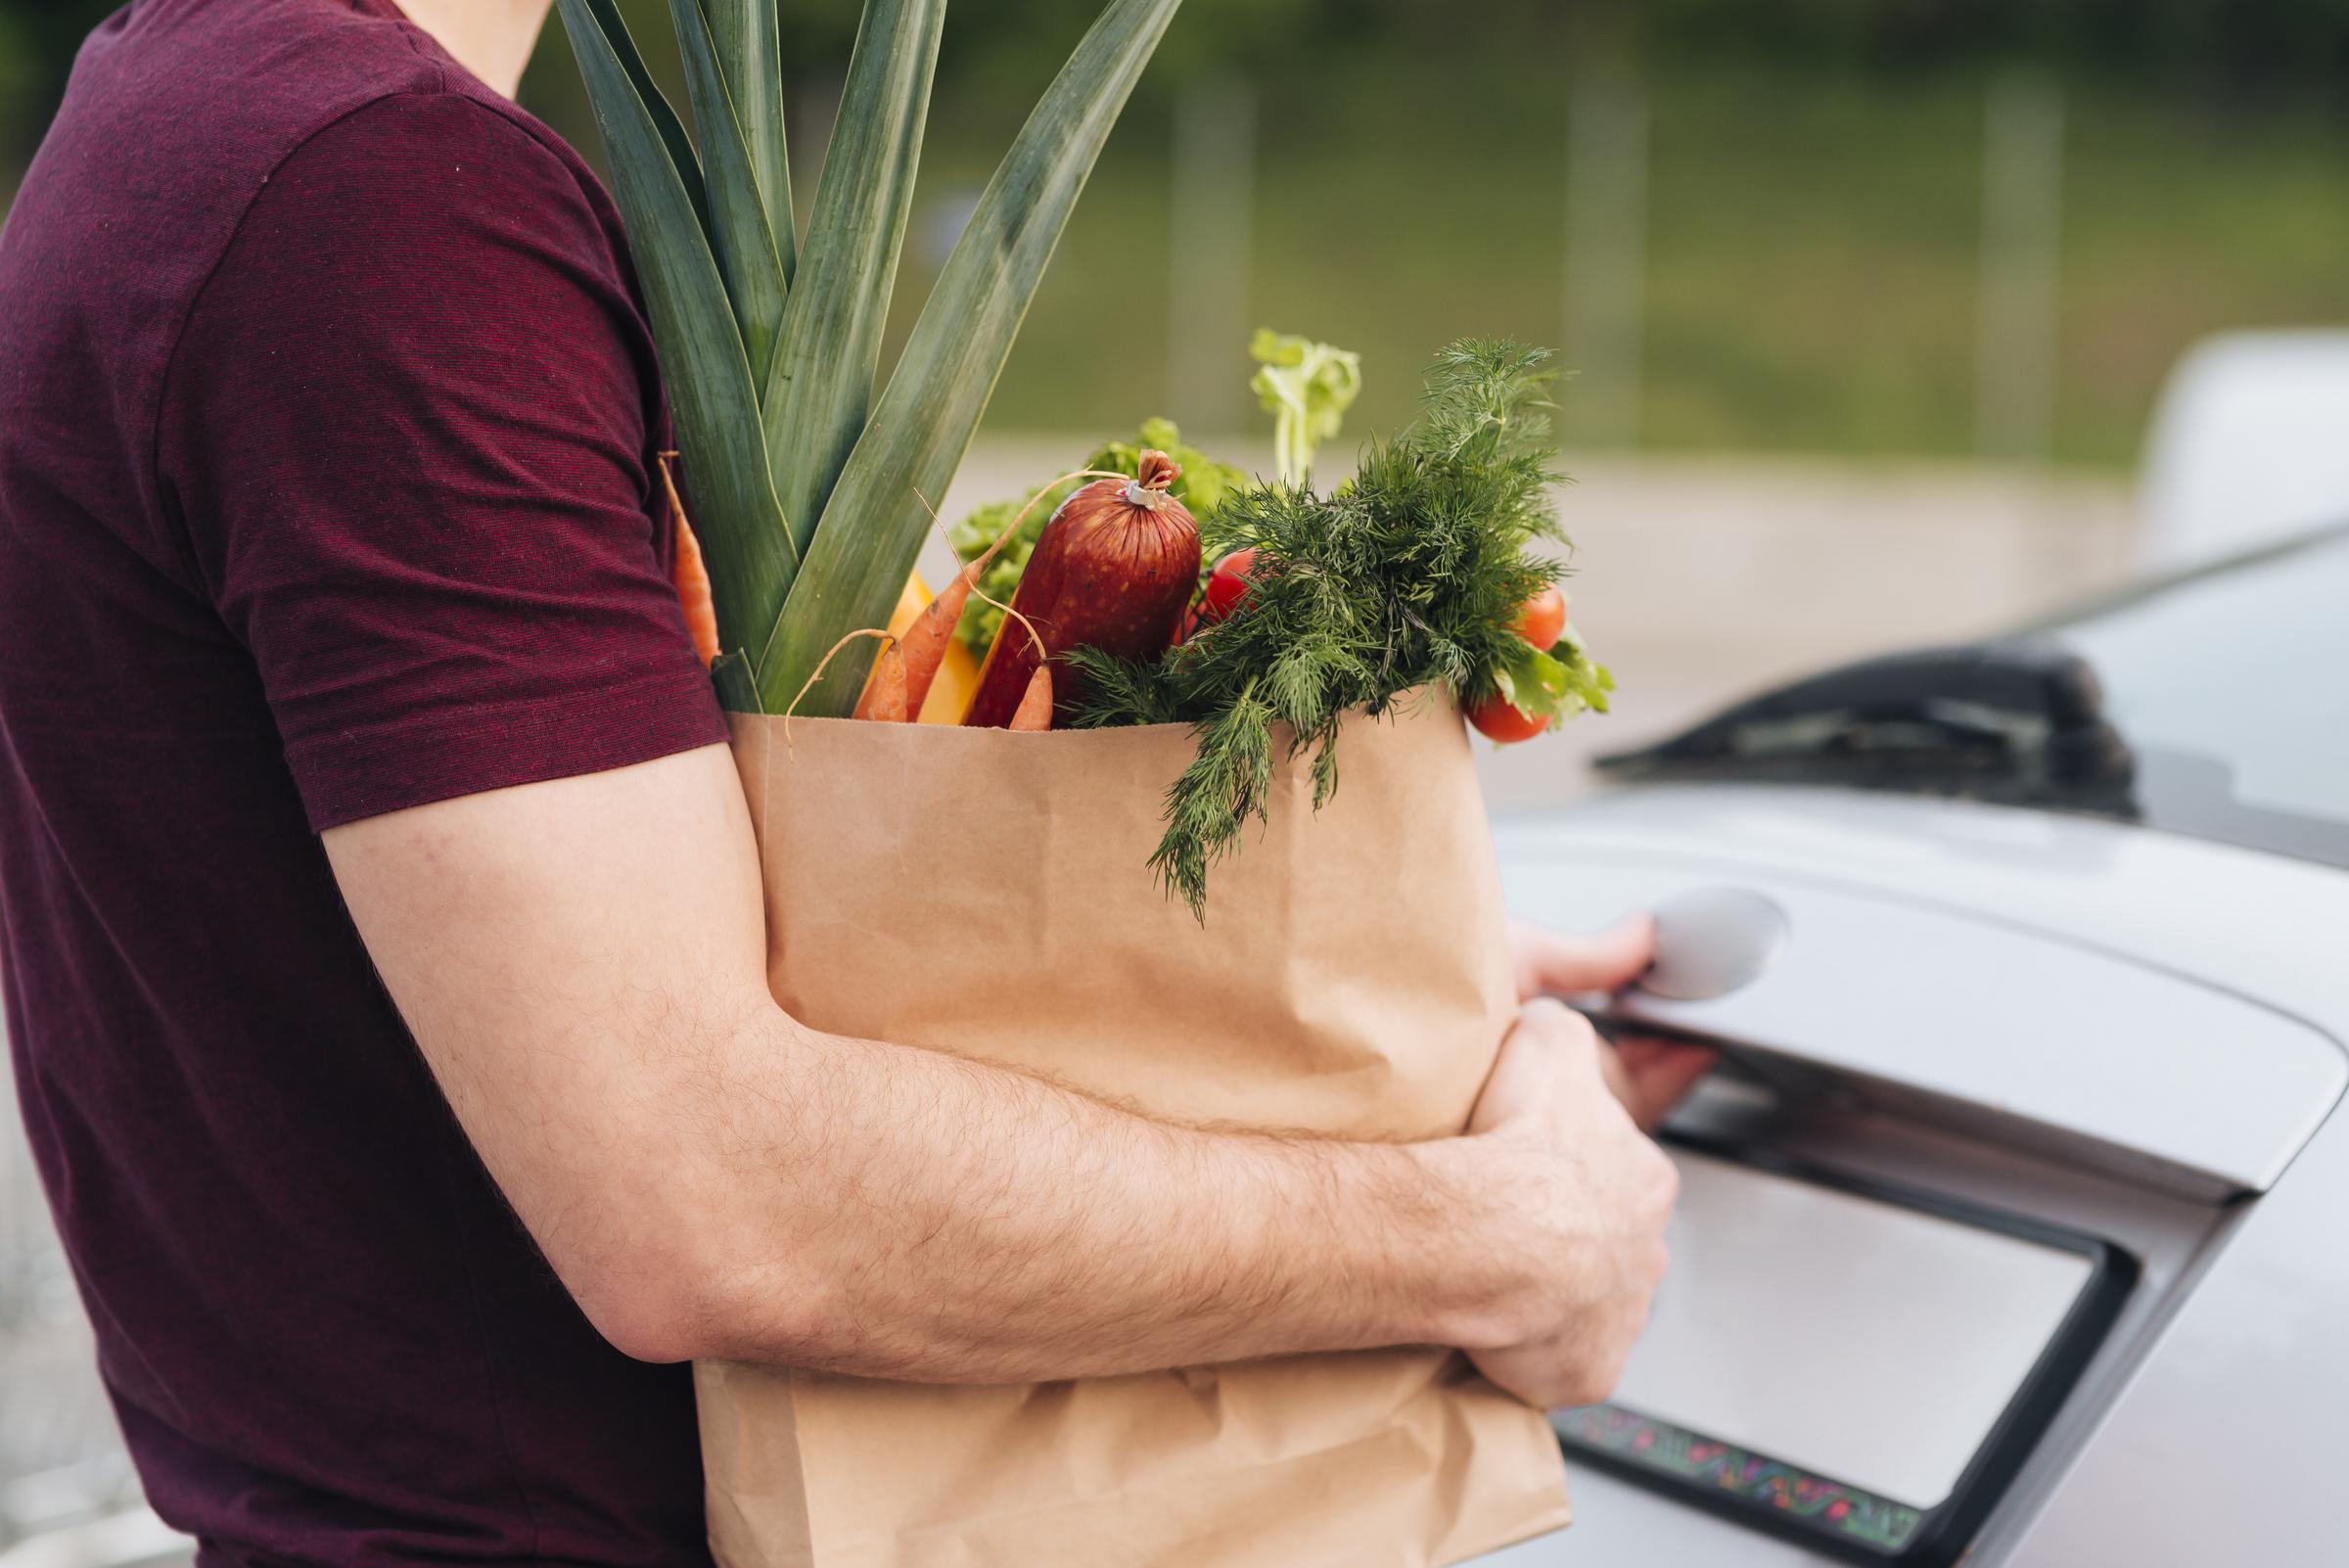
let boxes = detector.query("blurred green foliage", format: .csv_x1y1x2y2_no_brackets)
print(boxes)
0,2,115,175
16,1,2349,179
549,0,2349,93
6,1,2349,467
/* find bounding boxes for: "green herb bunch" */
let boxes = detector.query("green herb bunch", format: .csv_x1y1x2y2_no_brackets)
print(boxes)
1070,339,1612,917
946,417,1246,656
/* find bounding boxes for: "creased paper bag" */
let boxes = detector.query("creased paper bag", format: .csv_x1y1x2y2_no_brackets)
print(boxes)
706,697,1568,1568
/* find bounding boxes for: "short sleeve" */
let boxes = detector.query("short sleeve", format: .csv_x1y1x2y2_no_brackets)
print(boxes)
161,91,727,830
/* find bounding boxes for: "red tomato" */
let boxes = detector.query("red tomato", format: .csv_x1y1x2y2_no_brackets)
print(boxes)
1515,585,1567,650
1197,547,1261,624
1467,690,1550,744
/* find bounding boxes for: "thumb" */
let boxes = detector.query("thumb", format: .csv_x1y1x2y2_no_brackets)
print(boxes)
1513,914,1657,1001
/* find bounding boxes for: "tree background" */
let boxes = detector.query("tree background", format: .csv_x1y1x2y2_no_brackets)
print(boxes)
5,0,2348,464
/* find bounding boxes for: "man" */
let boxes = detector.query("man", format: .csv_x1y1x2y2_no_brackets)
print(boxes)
0,3,1707,1566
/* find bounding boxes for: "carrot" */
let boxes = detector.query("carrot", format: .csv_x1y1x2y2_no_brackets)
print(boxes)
970,584,1055,733
1008,665,1054,731
784,627,898,743
657,453,721,669
897,557,981,721
853,640,910,723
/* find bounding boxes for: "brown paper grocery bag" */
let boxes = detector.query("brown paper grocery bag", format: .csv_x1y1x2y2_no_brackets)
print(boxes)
708,696,1568,1568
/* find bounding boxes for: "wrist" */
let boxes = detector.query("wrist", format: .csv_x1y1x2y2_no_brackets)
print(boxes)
1368,1136,1540,1353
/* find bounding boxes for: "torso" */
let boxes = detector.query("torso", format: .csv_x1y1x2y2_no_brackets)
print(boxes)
0,4,709,1563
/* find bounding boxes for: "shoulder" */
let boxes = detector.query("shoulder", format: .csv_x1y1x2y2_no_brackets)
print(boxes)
14,0,642,413
192,86,653,413
160,86,666,519
259,89,622,265
168,84,660,460
71,0,640,337
42,0,464,211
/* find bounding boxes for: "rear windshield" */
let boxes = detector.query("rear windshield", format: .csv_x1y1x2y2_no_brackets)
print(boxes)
2043,525,2349,868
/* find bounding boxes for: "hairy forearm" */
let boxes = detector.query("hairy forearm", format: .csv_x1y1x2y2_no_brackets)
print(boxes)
324,749,1519,1382
664,1000,1490,1379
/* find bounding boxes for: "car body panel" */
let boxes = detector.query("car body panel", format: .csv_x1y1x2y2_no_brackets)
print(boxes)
1498,847,2342,1197
2007,1096,2349,1565
1494,784,2349,1050
1479,782,2349,1565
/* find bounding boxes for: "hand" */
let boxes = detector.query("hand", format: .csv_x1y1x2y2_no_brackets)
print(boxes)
1448,999,1681,1409
1509,913,1657,1005
1510,915,1717,1131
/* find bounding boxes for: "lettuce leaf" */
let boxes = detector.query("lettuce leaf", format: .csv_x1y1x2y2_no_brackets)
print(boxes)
1249,328,1362,486
1492,626,1616,731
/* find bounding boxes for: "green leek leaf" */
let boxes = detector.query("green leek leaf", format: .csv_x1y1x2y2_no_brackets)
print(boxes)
760,0,944,560
565,0,709,237
703,0,795,282
757,0,1185,715
668,0,789,386
711,651,762,713
556,0,798,657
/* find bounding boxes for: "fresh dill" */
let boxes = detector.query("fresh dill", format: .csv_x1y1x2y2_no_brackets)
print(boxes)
1069,338,1611,919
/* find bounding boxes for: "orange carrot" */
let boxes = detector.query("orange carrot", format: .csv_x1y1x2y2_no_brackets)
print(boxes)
657,453,721,669
897,557,981,721
970,583,1055,733
784,627,898,743
1008,665,1054,731
853,640,910,722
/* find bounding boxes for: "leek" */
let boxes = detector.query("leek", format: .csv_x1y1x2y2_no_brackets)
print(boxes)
557,0,1187,715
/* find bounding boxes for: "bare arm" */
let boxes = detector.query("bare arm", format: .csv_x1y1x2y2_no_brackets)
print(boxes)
327,744,1683,1401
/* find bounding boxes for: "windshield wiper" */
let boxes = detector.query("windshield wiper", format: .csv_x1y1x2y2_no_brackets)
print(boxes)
1595,637,2139,810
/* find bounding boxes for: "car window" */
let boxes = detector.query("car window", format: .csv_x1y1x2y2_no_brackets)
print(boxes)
2049,525,2349,865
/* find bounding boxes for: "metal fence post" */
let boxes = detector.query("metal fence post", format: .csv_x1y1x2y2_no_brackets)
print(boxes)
1167,76,1257,435
1565,74,1650,451
1977,69,2066,464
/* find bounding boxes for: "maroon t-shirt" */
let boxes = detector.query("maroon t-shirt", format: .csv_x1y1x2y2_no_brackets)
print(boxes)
0,2,729,1564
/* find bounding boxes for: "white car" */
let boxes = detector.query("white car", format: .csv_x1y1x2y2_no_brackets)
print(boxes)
1484,522,2349,1565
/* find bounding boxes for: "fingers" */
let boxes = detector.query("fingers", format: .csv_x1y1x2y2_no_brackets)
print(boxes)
1469,999,1599,1136
1511,914,1656,1003
1612,1038,1718,1131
